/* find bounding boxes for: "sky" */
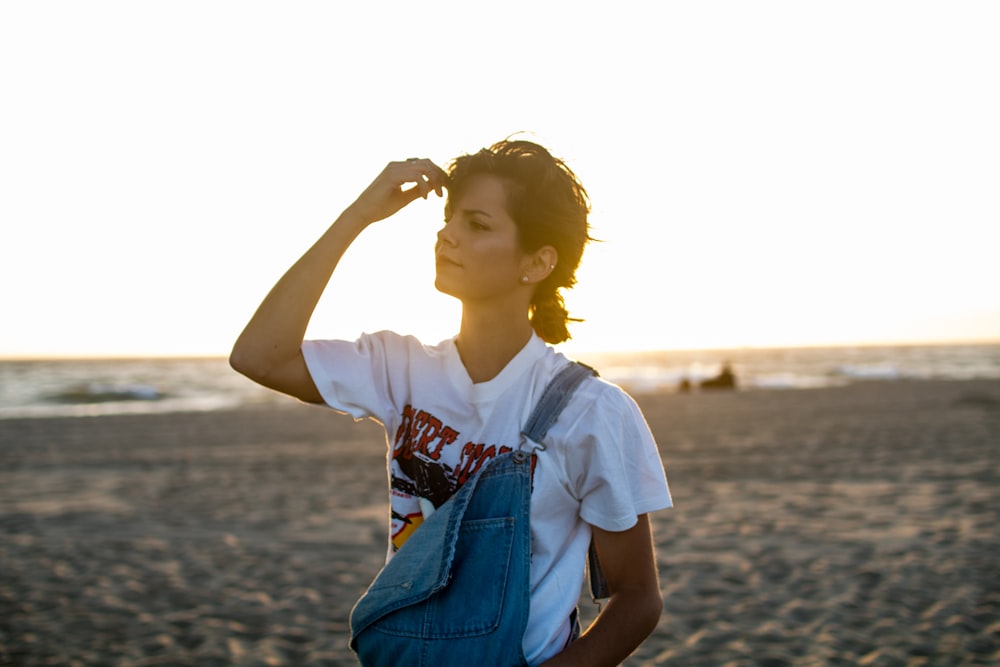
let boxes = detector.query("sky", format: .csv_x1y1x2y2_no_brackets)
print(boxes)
2,1,998,358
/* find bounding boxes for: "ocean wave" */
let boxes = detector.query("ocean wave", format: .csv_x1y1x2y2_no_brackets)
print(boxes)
746,373,842,390
44,383,166,405
833,364,902,381
0,395,243,419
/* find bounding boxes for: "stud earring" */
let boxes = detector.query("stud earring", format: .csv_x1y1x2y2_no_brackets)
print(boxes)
521,275,529,284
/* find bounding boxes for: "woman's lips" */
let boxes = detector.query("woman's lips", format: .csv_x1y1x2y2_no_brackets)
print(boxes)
436,254,462,267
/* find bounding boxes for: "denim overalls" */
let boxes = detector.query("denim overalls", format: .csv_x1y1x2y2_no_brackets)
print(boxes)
350,362,597,667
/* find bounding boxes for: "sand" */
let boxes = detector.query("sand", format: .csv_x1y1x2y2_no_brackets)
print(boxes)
1,379,998,666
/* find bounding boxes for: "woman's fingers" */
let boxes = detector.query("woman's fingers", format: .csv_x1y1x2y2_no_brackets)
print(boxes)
347,158,449,224
395,158,448,198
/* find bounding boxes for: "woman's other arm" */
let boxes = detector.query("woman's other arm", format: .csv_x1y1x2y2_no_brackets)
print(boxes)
229,159,447,402
540,514,663,667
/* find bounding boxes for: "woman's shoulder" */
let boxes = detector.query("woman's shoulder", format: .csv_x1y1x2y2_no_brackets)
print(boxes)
556,363,646,430
304,331,457,379
360,330,455,356
543,366,660,481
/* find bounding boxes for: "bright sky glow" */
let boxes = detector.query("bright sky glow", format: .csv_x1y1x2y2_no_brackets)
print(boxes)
2,1,998,358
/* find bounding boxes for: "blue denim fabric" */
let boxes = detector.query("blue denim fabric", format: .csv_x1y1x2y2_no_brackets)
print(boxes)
350,362,597,667
351,450,532,666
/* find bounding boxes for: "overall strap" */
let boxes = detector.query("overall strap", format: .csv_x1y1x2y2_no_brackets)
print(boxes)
520,361,611,601
521,361,598,450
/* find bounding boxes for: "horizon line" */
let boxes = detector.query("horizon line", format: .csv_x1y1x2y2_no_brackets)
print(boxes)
3,336,999,362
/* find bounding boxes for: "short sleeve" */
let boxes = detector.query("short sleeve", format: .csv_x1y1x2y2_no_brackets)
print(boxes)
566,384,672,532
301,332,395,421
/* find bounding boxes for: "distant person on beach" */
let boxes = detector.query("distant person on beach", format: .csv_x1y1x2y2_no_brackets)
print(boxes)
700,362,737,390
230,139,672,666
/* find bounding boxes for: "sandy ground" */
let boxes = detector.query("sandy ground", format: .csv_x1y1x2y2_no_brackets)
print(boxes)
1,379,998,666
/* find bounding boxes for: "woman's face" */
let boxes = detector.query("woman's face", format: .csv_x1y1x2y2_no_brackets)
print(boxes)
435,173,530,303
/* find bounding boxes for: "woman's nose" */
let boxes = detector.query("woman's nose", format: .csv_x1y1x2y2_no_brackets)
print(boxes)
437,220,457,247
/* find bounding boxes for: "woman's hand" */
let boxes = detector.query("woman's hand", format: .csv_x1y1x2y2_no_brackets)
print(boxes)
231,156,447,403
345,158,449,226
539,515,663,666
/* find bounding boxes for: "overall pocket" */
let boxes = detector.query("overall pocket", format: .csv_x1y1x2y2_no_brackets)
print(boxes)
364,516,516,638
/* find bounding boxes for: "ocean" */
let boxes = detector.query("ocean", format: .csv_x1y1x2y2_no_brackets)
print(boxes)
1,343,998,420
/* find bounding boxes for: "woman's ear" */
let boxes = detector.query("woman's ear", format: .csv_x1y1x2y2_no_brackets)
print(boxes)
521,246,559,284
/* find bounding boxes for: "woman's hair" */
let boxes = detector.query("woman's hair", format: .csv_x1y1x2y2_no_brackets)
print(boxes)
446,139,593,344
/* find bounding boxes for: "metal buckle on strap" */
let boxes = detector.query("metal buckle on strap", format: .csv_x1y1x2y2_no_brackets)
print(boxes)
514,433,545,462
515,433,546,463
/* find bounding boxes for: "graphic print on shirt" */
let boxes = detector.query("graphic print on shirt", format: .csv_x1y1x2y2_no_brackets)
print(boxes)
389,403,533,551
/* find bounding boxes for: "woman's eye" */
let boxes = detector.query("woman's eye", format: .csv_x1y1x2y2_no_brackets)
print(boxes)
470,220,488,230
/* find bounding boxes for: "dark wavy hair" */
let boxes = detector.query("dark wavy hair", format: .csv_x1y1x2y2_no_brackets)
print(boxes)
446,139,593,344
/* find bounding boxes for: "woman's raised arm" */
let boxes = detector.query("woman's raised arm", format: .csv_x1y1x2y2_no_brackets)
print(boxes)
229,158,447,402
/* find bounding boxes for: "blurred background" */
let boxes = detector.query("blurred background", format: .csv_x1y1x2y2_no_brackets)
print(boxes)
2,4,999,665
2,0,997,360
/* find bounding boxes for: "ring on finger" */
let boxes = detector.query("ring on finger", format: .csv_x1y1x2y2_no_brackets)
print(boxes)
406,157,420,163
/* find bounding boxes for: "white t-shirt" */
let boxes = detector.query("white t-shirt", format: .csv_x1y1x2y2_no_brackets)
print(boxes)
302,331,672,665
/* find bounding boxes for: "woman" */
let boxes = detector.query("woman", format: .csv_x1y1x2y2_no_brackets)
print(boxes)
230,139,672,666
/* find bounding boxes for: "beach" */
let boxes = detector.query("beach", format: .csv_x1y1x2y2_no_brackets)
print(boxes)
2,379,998,666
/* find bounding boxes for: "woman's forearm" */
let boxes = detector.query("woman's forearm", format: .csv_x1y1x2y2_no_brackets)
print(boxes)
229,208,368,386
539,587,663,667
229,157,447,397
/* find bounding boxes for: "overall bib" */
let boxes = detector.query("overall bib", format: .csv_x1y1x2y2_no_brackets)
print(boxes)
350,362,598,667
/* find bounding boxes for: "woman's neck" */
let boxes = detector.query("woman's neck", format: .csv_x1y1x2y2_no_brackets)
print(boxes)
455,307,534,384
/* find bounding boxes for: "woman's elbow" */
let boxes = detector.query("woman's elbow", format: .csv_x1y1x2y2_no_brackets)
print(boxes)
229,346,321,403
229,345,271,384
229,346,252,377
608,583,663,640
639,587,664,636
